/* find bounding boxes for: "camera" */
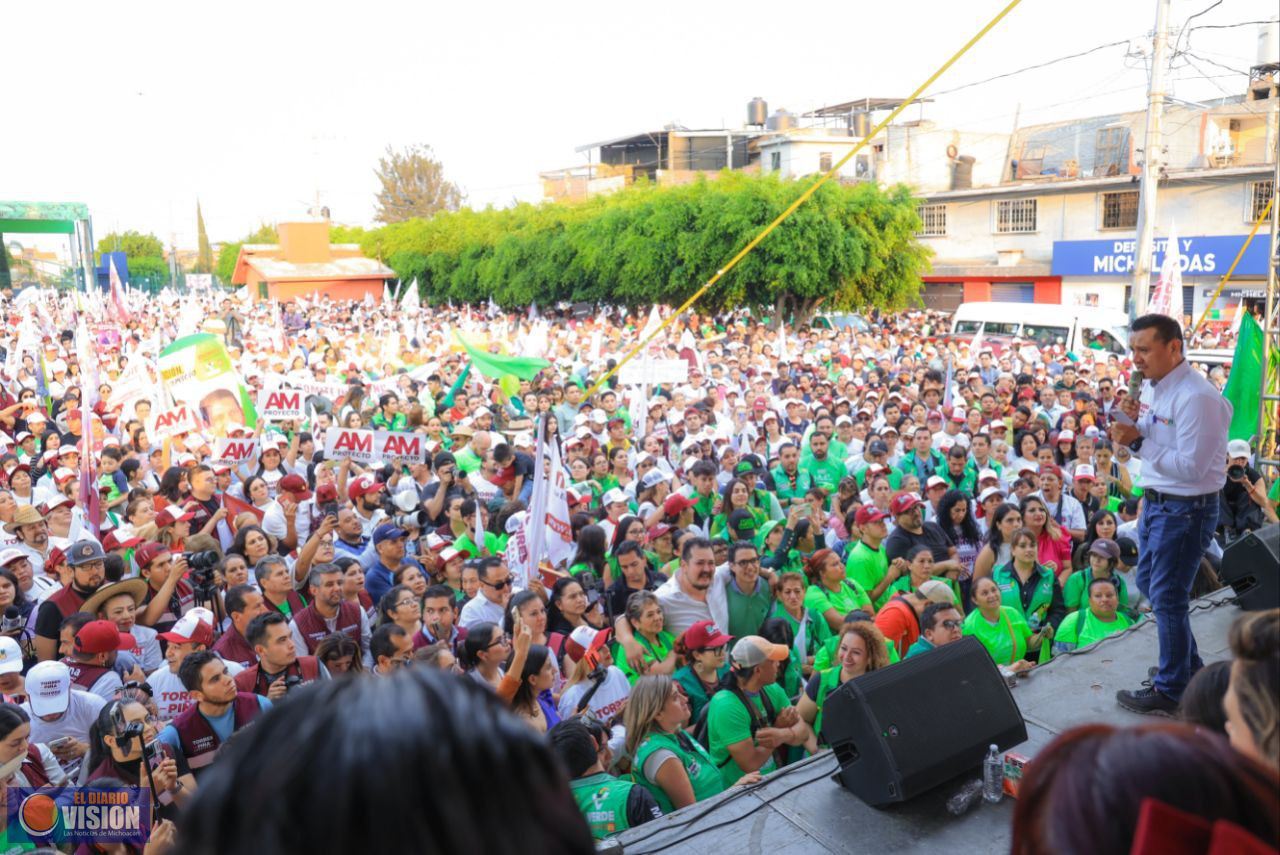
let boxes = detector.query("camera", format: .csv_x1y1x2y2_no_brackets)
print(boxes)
284,674,305,693
1227,464,1246,482
393,510,429,530
0,607,23,634
183,550,221,595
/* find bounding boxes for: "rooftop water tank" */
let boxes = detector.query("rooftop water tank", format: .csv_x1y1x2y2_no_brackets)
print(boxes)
747,97,768,127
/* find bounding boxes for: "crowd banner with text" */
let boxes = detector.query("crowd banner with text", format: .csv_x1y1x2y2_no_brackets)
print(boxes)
158,334,257,437
257,388,304,421
618,358,689,386
323,428,427,465
211,437,259,467
147,404,201,440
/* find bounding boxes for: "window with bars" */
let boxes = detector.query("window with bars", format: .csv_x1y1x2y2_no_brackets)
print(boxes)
916,204,947,237
1100,191,1139,229
818,152,833,173
1248,180,1274,223
994,199,1037,233
770,151,781,171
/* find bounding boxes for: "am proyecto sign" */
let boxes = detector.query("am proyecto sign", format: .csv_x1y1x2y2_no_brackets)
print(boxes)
1051,235,1269,277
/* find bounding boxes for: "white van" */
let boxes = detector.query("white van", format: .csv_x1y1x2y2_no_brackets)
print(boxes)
950,302,1132,358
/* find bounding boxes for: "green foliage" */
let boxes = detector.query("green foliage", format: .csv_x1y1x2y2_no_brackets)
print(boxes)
96,230,165,262
373,144,463,224
361,172,930,315
215,223,279,284
128,256,170,280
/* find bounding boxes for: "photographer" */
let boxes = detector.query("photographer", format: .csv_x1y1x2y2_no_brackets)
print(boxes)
135,542,195,633
421,451,473,529
1218,439,1276,544
233,612,328,701
84,698,196,817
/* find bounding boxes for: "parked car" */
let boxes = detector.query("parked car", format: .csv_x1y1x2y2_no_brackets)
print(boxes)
812,312,871,333
949,302,1132,358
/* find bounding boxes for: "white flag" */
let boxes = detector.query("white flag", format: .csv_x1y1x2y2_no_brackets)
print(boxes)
1149,221,1183,321
400,279,420,312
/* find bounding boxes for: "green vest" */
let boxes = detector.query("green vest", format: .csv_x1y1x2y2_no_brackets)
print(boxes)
725,578,773,641
811,666,844,743
769,465,811,507
992,563,1054,631
634,730,727,814
613,631,675,684
570,772,636,840
767,602,831,660
1062,570,1129,614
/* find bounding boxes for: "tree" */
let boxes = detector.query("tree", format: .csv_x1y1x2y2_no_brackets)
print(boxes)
96,230,165,262
195,201,214,274
215,223,278,284
0,237,10,292
360,172,930,318
373,144,463,224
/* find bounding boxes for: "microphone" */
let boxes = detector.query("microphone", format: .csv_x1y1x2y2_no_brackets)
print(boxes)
0,607,23,633
1127,369,1144,400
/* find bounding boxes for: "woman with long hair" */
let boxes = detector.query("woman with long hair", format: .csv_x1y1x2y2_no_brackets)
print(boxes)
334,556,375,620
154,466,188,511
796,621,890,742
509,644,560,734
315,632,365,676
546,577,606,638
709,478,765,542
84,698,195,818
1071,509,1120,572
567,524,608,585
227,524,276,566
459,621,517,697
624,675,730,813
1020,495,1074,582
973,503,1022,581
767,571,831,677
935,489,982,600
505,590,562,688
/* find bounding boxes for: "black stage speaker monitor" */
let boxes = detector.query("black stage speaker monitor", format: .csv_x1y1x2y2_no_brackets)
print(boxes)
1221,523,1280,611
823,636,1026,806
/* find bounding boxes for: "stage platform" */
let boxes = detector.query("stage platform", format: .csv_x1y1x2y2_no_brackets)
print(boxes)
612,588,1243,855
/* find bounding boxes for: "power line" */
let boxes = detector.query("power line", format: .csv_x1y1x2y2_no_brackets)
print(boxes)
929,40,1131,97
1183,51,1252,77
1173,0,1224,58
1186,18,1278,32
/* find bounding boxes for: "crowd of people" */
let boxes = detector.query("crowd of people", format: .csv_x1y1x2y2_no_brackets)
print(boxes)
0,284,1275,850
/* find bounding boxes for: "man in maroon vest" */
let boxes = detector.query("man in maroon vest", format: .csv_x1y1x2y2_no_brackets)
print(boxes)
254,555,307,619
234,612,326,701
157,650,269,779
288,564,371,663
33,539,107,662
61,619,133,702
211,584,267,669
135,542,195,634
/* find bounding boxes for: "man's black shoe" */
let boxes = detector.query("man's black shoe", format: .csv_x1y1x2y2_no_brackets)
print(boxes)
1117,686,1178,716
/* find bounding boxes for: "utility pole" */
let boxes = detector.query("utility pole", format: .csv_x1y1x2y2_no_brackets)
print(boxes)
1130,0,1172,318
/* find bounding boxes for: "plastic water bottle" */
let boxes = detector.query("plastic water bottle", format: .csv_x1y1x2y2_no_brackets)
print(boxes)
983,744,1004,803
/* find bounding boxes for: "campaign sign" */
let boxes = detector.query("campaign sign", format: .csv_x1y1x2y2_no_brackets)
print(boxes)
212,437,258,466
6,786,150,848
324,429,426,465
618,358,689,386
258,389,304,421
147,404,201,439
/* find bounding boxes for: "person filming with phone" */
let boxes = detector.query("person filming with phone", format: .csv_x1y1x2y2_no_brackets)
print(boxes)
84,698,196,817
1108,314,1231,717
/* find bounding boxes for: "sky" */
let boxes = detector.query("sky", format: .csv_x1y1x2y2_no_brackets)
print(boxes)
3,0,1276,254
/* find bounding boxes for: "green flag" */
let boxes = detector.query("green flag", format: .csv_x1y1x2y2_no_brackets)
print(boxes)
454,332,550,381
1222,313,1265,442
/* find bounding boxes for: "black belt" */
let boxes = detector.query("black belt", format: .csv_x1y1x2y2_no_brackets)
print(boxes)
1143,488,1218,505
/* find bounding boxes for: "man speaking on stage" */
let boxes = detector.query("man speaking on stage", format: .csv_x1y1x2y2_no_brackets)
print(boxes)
1109,314,1231,716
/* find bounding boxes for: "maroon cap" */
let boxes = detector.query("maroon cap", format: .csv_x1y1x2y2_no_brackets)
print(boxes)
647,523,674,541
752,397,769,410
102,531,142,552
347,475,383,502
75,620,136,655
855,506,890,526
315,483,338,504
682,620,733,651
279,474,312,500
1039,463,1063,479
663,493,698,516
133,541,171,569
46,546,67,568
889,494,923,516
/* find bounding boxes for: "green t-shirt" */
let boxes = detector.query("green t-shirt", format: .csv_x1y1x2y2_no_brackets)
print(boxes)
724,577,774,641
706,682,792,785
453,530,500,559
613,631,675,684
803,455,845,502
887,574,961,607
1061,570,1129,614
803,580,872,622
962,606,1032,666
815,632,900,670
453,445,482,475
844,541,891,610
767,602,832,661
1052,608,1135,656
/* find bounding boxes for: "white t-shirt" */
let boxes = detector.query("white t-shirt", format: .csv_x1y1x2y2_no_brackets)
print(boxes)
556,666,631,723
126,624,164,674
459,595,506,631
24,690,106,774
147,658,244,723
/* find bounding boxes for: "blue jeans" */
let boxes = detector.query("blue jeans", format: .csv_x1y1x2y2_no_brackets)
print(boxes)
1136,494,1219,700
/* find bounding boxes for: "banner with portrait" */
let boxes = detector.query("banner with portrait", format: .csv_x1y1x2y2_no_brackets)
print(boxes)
158,333,258,437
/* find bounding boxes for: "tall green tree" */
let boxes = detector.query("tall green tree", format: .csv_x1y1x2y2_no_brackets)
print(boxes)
195,201,214,274
373,144,463,224
97,230,165,262
0,236,10,292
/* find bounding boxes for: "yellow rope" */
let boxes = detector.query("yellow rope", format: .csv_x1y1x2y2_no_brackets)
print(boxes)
583,0,1027,397
1192,196,1274,334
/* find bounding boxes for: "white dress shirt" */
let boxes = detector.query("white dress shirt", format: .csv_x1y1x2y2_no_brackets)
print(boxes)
1134,359,1231,496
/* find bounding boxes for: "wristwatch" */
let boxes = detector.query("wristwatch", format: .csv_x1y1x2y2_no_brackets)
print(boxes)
1128,436,1144,453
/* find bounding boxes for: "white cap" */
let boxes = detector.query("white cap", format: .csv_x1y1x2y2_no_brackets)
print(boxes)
1057,429,1075,442
590,408,607,423
601,488,628,507
1227,439,1252,459
926,475,948,491
0,637,22,675
978,485,1006,504
504,511,528,535
27,660,71,717
978,468,1000,483
1074,464,1097,481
